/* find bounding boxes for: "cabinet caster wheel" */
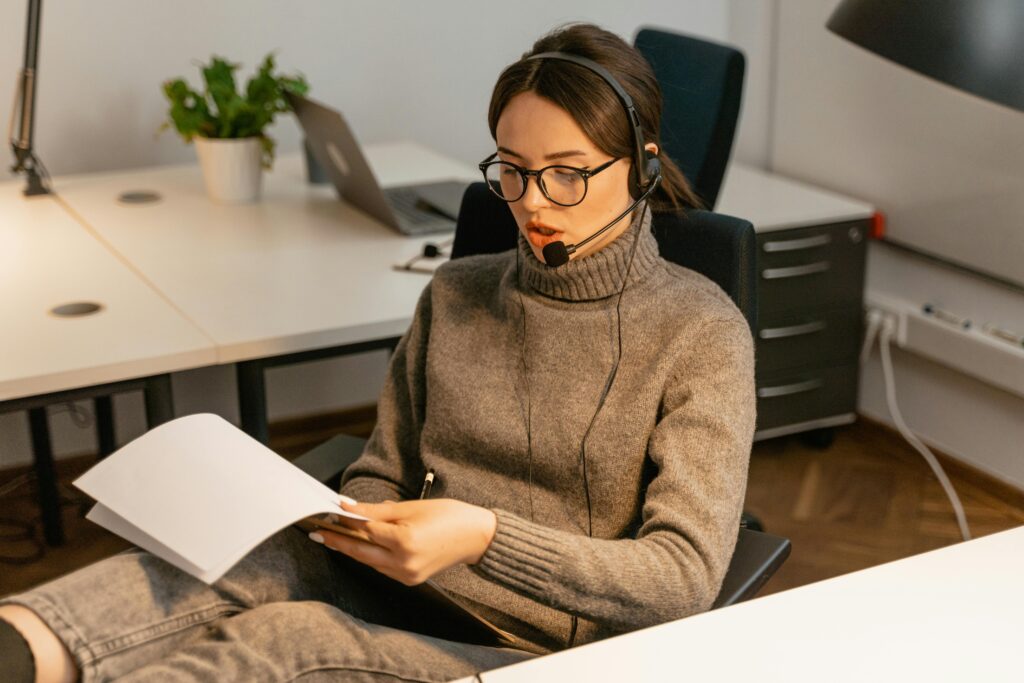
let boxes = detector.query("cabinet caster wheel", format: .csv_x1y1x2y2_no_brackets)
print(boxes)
800,427,836,450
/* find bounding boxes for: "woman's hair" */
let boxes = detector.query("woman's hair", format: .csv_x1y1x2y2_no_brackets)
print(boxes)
488,23,703,212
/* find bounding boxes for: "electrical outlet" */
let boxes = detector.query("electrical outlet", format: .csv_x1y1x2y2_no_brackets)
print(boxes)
864,290,1024,400
864,292,909,346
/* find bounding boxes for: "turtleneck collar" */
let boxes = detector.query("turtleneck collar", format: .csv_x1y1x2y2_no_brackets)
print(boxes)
516,203,660,301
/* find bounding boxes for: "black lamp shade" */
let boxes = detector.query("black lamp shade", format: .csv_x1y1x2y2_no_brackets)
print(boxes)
827,0,1024,113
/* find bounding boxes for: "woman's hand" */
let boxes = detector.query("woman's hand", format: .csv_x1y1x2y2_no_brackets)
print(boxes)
309,499,497,586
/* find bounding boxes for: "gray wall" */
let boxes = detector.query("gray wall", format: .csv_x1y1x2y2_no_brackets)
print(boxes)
1,0,728,174
771,0,1024,289
1,0,729,468
766,0,1024,488
727,0,778,169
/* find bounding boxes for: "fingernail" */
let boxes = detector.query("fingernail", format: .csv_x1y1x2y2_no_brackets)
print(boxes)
308,532,324,544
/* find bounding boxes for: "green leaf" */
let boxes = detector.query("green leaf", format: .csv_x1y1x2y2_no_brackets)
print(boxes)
259,135,275,169
161,78,215,141
160,51,309,166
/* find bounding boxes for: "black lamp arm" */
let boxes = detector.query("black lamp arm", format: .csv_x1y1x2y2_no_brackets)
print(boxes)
10,0,48,196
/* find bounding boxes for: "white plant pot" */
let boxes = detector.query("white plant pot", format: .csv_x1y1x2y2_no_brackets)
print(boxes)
194,136,263,203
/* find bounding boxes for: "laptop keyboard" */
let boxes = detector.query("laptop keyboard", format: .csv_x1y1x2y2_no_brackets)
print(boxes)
385,187,440,224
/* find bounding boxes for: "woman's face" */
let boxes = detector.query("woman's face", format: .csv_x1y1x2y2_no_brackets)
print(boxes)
494,91,648,264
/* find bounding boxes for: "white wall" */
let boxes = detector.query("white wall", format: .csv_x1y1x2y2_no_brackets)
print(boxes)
770,0,1024,287
1,0,728,174
1,0,729,468
859,242,1024,487
727,0,778,169
764,0,1024,488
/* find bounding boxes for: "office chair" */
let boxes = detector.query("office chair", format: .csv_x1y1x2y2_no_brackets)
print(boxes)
452,183,757,331
633,27,745,210
293,183,788,610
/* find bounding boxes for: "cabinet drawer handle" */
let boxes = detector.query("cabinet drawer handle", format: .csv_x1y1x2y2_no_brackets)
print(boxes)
762,261,831,279
757,378,824,399
759,320,827,339
763,234,832,252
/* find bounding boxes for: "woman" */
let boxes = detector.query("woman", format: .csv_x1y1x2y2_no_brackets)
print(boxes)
0,23,754,682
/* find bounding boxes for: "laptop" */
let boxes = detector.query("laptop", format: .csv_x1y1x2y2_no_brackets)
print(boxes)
288,92,468,236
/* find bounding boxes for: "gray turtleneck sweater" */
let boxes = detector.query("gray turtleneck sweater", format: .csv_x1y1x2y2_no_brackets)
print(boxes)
341,208,756,653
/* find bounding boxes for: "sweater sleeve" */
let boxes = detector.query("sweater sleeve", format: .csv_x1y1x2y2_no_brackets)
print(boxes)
471,318,756,632
339,282,433,504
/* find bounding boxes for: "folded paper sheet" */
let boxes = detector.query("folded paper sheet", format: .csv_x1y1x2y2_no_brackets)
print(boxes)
73,413,367,584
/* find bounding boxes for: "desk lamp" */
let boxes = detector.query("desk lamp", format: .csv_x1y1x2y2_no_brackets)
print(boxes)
9,0,48,196
827,0,1024,114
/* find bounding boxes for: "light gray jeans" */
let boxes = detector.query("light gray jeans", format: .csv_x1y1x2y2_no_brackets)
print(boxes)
0,527,534,682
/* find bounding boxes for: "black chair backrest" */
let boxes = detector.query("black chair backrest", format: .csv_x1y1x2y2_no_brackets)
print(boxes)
451,183,757,330
634,27,745,210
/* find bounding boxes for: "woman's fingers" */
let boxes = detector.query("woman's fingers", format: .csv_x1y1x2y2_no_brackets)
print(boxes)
360,520,407,552
313,529,393,567
312,528,426,585
336,502,412,549
341,500,407,522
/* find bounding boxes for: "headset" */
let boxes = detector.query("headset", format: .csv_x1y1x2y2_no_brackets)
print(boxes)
526,52,662,267
515,50,659,648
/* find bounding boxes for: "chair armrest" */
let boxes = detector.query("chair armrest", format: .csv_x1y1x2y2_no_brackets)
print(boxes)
291,433,368,488
712,527,791,609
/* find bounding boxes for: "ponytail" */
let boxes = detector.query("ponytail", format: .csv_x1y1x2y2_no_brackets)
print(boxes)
652,151,703,212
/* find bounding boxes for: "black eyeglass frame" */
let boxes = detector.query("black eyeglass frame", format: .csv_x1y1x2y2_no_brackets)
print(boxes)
477,152,621,207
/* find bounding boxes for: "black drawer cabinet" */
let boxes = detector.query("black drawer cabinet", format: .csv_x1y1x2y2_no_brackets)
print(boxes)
755,364,860,435
756,306,862,373
753,219,869,440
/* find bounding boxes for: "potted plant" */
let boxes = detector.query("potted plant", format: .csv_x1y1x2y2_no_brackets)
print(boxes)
161,53,308,203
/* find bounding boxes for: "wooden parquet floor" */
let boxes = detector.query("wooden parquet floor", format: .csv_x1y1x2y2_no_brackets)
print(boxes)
1,414,1022,599
746,420,1024,595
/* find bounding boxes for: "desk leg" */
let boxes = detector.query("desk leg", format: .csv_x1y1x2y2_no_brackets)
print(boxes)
237,362,269,444
94,396,116,458
27,408,64,546
144,374,175,428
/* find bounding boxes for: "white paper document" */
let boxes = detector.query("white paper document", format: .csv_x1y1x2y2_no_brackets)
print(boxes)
73,413,368,584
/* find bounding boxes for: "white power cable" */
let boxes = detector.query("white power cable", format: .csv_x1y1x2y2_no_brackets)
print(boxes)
876,319,971,541
860,308,884,366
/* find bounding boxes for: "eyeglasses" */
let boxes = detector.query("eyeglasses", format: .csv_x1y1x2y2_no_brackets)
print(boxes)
477,153,621,207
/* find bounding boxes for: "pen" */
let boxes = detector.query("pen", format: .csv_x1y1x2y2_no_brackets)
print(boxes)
419,469,435,499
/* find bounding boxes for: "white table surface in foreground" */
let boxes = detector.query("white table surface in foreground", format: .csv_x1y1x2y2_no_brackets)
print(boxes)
54,142,476,364
719,163,875,232
457,525,1024,682
0,182,215,401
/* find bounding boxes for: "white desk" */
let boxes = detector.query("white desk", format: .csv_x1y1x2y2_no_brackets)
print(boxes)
718,163,875,233
0,184,214,402
53,142,476,364
51,150,872,368
1,180,215,542
52,141,476,442
456,525,1024,682
48,151,877,445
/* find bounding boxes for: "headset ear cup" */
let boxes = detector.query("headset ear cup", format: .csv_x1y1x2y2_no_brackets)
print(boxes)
629,151,661,199
645,154,661,189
